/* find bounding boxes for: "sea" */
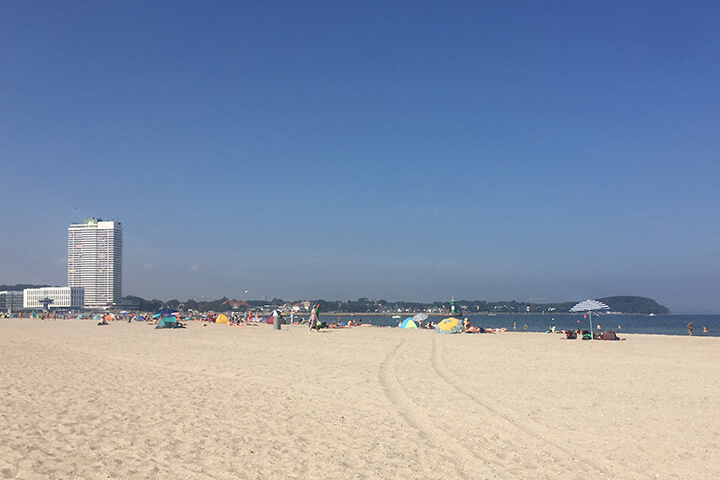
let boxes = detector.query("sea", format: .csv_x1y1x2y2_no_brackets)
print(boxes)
329,313,720,337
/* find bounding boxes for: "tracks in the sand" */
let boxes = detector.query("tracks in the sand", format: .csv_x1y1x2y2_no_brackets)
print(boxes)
378,339,495,479
377,336,643,479
429,337,611,478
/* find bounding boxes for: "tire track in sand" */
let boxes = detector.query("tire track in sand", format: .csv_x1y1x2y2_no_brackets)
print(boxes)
378,338,502,479
430,336,624,478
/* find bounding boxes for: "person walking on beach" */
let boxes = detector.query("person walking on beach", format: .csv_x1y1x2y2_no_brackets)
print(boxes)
687,320,694,336
308,303,320,332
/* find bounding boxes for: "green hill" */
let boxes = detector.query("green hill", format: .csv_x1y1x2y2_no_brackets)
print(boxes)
597,296,670,314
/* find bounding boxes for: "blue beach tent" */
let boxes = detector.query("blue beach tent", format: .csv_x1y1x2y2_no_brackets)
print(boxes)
155,316,179,329
399,318,418,329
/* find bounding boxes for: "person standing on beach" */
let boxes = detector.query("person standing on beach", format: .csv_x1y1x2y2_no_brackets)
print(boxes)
308,303,320,332
687,320,694,336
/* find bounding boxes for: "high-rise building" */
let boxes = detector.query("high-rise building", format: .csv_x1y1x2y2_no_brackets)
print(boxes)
68,218,122,308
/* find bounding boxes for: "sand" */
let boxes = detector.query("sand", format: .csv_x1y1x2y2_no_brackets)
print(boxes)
1,318,718,480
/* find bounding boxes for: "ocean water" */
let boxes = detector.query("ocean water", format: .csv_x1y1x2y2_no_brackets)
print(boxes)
329,314,720,337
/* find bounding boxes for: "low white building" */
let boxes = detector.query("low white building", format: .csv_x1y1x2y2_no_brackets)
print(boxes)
23,287,84,310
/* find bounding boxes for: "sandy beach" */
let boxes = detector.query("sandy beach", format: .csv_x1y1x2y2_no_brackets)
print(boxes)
1,318,718,479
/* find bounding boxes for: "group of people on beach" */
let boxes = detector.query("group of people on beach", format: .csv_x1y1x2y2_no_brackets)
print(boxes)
8,309,714,338
307,304,370,331
541,325,620,340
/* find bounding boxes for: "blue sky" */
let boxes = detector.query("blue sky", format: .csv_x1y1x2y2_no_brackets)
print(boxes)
2,1,719,312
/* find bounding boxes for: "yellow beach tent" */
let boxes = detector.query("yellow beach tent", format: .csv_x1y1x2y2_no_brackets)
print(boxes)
215,313,229,324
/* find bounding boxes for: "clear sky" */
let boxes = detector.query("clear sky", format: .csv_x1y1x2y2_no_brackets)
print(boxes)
2,1,719,313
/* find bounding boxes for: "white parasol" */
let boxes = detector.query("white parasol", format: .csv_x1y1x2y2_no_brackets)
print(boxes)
570,299,609,339
412,313,429,323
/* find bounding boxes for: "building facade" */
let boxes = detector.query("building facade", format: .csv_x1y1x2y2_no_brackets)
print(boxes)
0,291,24,313
23,287,85,310
68,218,122,308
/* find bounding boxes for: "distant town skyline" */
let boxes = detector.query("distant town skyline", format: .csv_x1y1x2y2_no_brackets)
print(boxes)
2,2,719,313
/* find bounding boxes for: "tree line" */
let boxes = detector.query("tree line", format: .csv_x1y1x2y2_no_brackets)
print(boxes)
121,295,670,315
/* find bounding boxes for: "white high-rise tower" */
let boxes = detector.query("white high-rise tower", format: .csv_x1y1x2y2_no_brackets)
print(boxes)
68,218,122,308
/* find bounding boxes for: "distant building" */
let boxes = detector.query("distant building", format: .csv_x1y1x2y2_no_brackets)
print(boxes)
23,287,84,310
68,218,123,308
0,291,24,313
224,299,251,309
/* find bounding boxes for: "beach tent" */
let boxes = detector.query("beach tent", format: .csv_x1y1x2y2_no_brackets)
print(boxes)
265,316,286,325
155,316,178,329
266,310,284,325
135,315,146,322
215,313,229,324
399,318,418,329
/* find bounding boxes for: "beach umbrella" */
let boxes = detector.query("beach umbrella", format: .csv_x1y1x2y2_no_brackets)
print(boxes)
412,313,429,323
152,308,178,319
570,300,609,339
435,317,462,334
